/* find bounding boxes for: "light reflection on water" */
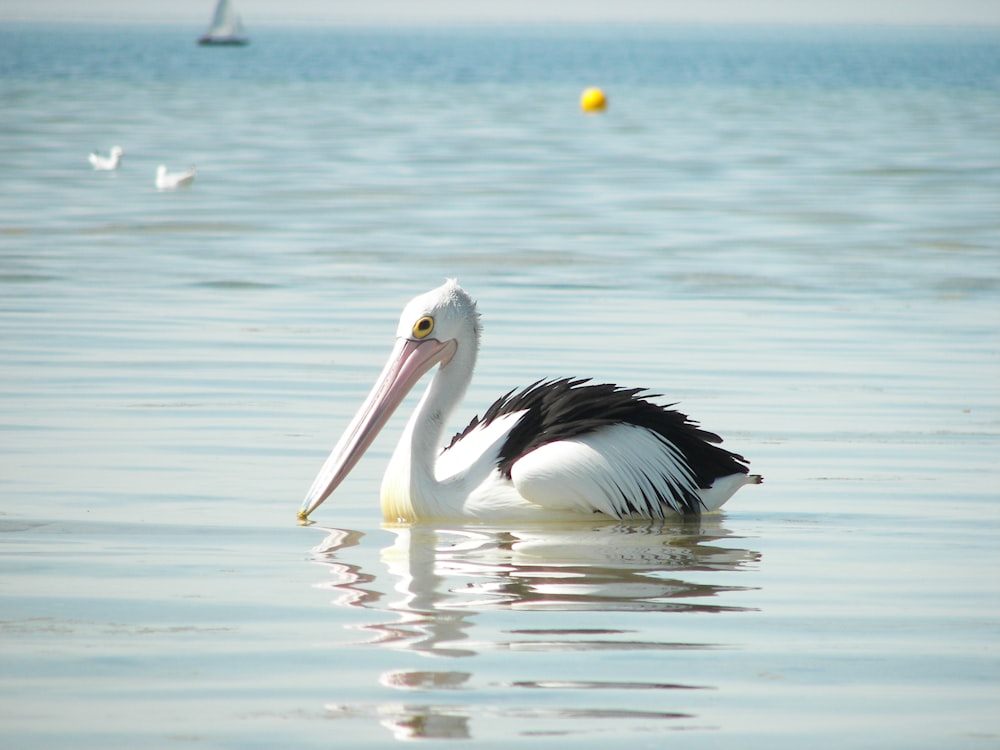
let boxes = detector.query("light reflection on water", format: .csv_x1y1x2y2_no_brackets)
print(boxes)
309,520,759,738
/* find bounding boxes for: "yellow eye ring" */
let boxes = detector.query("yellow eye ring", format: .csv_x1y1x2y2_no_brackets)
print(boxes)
412,316,435,339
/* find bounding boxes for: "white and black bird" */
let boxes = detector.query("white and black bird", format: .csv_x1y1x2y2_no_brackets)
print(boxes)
300,280,762,523
88,146,123,170
155,164,196,190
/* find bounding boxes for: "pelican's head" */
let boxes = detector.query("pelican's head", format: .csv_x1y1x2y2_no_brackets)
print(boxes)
111,146,124,157
396,279,481,351
298,280,480,521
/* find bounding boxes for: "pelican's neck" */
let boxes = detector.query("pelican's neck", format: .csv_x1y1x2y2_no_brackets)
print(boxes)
381,336,477,522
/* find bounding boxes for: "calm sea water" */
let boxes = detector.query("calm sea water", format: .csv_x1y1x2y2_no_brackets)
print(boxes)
1,22,999,749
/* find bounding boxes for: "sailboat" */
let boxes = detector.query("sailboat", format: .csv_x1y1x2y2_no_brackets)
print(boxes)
197,0,249,46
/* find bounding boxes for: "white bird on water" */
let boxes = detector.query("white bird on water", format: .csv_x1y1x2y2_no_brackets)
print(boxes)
88,146,123,171
155,164,196,190
300,280,762,523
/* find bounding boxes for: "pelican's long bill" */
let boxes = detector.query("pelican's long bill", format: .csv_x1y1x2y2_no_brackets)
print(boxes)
298,335,457,520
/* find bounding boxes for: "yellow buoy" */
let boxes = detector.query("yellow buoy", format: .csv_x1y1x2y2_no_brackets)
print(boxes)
580,87,608,113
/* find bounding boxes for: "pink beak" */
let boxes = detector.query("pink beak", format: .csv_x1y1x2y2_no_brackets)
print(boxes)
298,336,456,520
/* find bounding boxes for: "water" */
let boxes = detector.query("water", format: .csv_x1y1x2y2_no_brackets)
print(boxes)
1,22,999,748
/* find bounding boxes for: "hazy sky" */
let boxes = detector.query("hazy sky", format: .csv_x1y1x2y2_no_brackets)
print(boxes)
3,0,999,26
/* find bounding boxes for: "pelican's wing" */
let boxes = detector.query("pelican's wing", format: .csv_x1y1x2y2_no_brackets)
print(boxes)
446,378,755,520
509,422,704,518
436,410,525,483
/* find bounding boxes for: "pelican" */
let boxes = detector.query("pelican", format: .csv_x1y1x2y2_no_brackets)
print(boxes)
300,280,762,523
155,164,196,190
88,146,123,171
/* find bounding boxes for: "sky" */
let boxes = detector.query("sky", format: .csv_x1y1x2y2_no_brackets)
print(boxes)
2,0,999,26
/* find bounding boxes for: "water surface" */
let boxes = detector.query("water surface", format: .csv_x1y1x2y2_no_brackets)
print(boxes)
1,23,999,748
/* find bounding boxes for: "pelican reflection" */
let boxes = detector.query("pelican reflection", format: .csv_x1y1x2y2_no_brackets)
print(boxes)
309,518,759,740
310,518,759,656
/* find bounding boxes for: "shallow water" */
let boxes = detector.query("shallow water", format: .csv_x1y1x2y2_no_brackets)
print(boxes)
1,23,999,748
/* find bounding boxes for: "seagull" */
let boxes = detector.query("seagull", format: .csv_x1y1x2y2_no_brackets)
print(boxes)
88,146,123,171
155,164,196,190
300,280,762,523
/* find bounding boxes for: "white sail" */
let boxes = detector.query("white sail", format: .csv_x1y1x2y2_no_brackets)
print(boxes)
198,0,248,45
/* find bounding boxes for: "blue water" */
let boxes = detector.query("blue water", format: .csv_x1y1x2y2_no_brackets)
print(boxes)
1,22,999,748
4,23,999,87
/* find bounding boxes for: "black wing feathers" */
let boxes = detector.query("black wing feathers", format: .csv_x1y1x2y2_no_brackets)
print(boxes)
446,378,750,488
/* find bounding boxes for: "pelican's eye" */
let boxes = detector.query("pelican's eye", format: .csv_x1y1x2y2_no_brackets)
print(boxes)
412,316,435,339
